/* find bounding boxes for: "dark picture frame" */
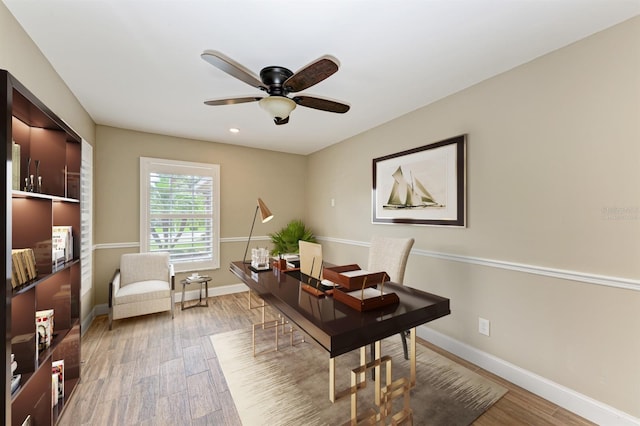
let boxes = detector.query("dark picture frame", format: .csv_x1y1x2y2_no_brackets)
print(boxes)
372,135,466,226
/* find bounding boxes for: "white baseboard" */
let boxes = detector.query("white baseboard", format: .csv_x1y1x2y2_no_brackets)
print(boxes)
417,326,640,426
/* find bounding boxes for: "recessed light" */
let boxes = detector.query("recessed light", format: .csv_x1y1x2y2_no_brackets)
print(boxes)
229,128,239,133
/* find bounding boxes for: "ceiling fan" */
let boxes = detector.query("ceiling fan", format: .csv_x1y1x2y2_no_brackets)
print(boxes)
201,50,350,125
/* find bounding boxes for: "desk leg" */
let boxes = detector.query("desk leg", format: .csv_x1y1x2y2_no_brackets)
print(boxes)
410,327,416,387
329,357,336,403
374,340,381,406
360,347,366,385
181,282,186,310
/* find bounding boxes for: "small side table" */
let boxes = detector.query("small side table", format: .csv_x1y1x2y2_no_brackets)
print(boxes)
181,276,211,310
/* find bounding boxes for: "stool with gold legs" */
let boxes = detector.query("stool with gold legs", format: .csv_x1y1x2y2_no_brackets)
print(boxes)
248,290,303,356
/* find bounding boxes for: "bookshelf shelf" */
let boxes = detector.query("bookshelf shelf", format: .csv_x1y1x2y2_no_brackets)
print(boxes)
11,190,79,203
2,69,82,425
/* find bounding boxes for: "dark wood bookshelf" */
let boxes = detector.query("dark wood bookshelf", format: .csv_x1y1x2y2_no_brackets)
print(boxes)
2,69,82,425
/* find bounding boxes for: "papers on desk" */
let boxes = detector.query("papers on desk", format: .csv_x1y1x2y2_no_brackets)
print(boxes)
333,285,400,312
340,269,375,278
342,287,392,300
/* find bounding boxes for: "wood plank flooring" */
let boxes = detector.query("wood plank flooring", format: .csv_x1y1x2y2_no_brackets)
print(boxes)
58,292,594,425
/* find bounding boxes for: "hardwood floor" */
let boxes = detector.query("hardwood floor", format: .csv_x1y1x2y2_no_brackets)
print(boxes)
59,292,594,425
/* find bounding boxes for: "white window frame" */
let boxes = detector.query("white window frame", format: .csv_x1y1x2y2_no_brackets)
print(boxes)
140,157,220,273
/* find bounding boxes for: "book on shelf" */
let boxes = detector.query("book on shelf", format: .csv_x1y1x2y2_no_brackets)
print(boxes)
23,248,37,279
36,309,54,352
11,373,21,394
12,140,20,191
52,359,64,404
52,225,74,264
51,374,58,407
11,248,37,287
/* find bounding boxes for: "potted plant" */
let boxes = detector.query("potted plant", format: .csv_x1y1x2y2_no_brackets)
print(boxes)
269,219,316,256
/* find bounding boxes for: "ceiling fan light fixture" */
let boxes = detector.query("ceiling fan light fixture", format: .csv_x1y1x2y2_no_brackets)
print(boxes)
259,96,296,120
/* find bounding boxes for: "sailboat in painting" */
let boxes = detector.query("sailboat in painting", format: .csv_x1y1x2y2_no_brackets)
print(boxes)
384,166,444,209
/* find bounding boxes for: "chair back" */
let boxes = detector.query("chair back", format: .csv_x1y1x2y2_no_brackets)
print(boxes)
120,252,170,286
367,236,414,284
299,241,323,279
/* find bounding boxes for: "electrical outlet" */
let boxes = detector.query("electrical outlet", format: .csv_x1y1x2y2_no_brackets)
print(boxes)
330,198,335,207
478,317,490,336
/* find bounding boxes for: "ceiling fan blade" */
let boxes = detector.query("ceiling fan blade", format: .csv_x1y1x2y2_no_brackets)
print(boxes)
204,96,262,106
201,50,267,90
284,56,339,93
293,96,350,113
274,116,289,125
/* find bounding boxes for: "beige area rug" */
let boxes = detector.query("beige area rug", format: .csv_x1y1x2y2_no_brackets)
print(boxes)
210,328,507,426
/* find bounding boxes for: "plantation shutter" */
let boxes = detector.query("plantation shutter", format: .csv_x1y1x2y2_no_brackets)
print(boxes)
140,157,220,272
80,140,93,296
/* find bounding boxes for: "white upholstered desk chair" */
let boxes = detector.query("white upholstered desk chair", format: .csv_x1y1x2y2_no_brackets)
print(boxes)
330,236,415,397
109,252,175,330
367,236,415,360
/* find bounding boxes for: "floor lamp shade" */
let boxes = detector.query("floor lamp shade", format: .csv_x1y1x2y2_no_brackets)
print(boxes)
243,198,273,263
257,198,273,223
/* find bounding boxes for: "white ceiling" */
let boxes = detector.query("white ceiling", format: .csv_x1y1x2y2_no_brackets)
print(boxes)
4,0,639,155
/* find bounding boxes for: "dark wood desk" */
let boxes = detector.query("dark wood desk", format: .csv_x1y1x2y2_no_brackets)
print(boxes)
230,261,451,406
230,261,450,357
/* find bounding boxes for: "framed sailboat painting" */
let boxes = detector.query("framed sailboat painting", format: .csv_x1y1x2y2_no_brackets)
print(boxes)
372,135,466,226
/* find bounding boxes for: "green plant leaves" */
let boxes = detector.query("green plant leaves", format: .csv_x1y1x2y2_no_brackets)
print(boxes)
269,219,316,255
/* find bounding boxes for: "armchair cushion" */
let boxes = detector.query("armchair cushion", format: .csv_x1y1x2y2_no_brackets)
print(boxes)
113,279,171,305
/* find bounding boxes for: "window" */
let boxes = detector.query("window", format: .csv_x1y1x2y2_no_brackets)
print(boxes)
140,157,220,272
80,140,93,297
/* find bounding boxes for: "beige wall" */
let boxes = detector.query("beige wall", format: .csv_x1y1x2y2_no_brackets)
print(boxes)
307,17,640,417
93,125,307,305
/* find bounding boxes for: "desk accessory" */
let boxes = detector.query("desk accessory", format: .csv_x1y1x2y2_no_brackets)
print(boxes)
333,272,400,311
249,248,271,272
243,198,273,264
322,264,387,290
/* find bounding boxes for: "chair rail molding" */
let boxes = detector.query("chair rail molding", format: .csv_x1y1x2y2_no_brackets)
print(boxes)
94,236,271,250
317,236,640,292
94,237,639,291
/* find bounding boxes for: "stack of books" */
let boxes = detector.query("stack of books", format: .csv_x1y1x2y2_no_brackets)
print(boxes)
11,248,37,288
283,254,300,269
52,226,73,265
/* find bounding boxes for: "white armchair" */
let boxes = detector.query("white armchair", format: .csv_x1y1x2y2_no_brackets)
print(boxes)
109,252,175,330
